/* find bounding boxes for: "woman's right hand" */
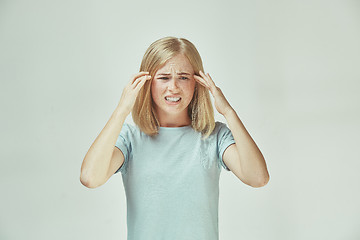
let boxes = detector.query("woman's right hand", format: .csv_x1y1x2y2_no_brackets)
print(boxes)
117,72,151,116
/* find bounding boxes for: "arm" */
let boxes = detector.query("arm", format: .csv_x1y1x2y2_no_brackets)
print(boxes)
80,106,126,188
223,109,269,187
80,72,151,188
194,71,269,188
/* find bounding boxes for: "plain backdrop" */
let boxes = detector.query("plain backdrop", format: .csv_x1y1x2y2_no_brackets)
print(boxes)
1,0,359,239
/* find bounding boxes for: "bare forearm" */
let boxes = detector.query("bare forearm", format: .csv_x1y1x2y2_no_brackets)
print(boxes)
80,104,127,187
80,72,150,188
224,109,269,186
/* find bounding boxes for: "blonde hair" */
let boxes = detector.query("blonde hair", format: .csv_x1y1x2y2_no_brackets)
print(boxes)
132,36,215,138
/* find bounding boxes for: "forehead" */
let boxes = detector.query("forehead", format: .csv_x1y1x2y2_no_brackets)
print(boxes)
156,54,194,73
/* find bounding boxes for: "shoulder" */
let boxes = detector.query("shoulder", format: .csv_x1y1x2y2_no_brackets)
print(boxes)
119,123,137,139
120,122,148,140
122,122,136,132
201,121,231,141
211,121,234,143
212,121,229,135
215,121,227,129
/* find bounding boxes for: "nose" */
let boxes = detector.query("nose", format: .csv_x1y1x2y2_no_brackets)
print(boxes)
167,78,179,91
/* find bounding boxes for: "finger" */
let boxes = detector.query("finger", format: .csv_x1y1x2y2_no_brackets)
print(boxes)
198,71,210,83
195,79,209,89
134,76,151,92
129,72,150,84
199,71,211,85
200,71,217,90
131,76,144,88
194,74,207,84
199,70,208,78
200,70,213,83
206,73,214,83
200,72,217,91
133,75,151,89
194,75,210,89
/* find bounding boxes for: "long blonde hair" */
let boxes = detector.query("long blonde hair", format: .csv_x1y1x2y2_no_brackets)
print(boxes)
132,37,215,138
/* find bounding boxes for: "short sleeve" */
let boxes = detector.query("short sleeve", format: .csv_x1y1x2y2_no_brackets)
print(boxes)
217,122,236,171
114,123,132,175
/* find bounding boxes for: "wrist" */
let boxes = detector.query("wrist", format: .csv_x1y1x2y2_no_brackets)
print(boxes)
113,105,130,121
223,107,236,119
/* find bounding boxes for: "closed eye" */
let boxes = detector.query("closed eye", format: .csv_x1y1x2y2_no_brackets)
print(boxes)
159,77,169,80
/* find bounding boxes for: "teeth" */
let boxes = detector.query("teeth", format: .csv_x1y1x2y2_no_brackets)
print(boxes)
165,97,181,102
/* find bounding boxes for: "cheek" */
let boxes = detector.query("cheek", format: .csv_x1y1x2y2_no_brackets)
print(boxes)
151,81,163,99
185,81,196,95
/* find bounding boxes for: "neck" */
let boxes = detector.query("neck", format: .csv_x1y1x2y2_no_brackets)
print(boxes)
155,110,191,127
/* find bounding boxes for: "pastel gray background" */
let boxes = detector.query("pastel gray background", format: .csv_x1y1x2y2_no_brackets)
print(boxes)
1,0,359,239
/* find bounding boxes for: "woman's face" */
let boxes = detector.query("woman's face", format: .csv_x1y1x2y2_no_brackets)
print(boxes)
151,54,196,121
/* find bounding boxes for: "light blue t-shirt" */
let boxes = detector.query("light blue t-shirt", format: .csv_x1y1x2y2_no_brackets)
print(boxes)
114,121,235,240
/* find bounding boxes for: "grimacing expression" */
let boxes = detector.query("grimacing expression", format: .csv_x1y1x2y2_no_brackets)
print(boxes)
151,54,196,118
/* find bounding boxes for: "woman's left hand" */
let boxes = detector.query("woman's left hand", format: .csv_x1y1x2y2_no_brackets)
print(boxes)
194,70,234,117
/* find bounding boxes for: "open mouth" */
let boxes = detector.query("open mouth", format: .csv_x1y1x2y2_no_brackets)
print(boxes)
165,96,181,102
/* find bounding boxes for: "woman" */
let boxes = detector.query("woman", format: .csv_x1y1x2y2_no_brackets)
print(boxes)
80,36,269,240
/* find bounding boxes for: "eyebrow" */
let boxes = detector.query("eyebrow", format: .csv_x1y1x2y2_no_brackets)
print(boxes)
156,72,191,76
